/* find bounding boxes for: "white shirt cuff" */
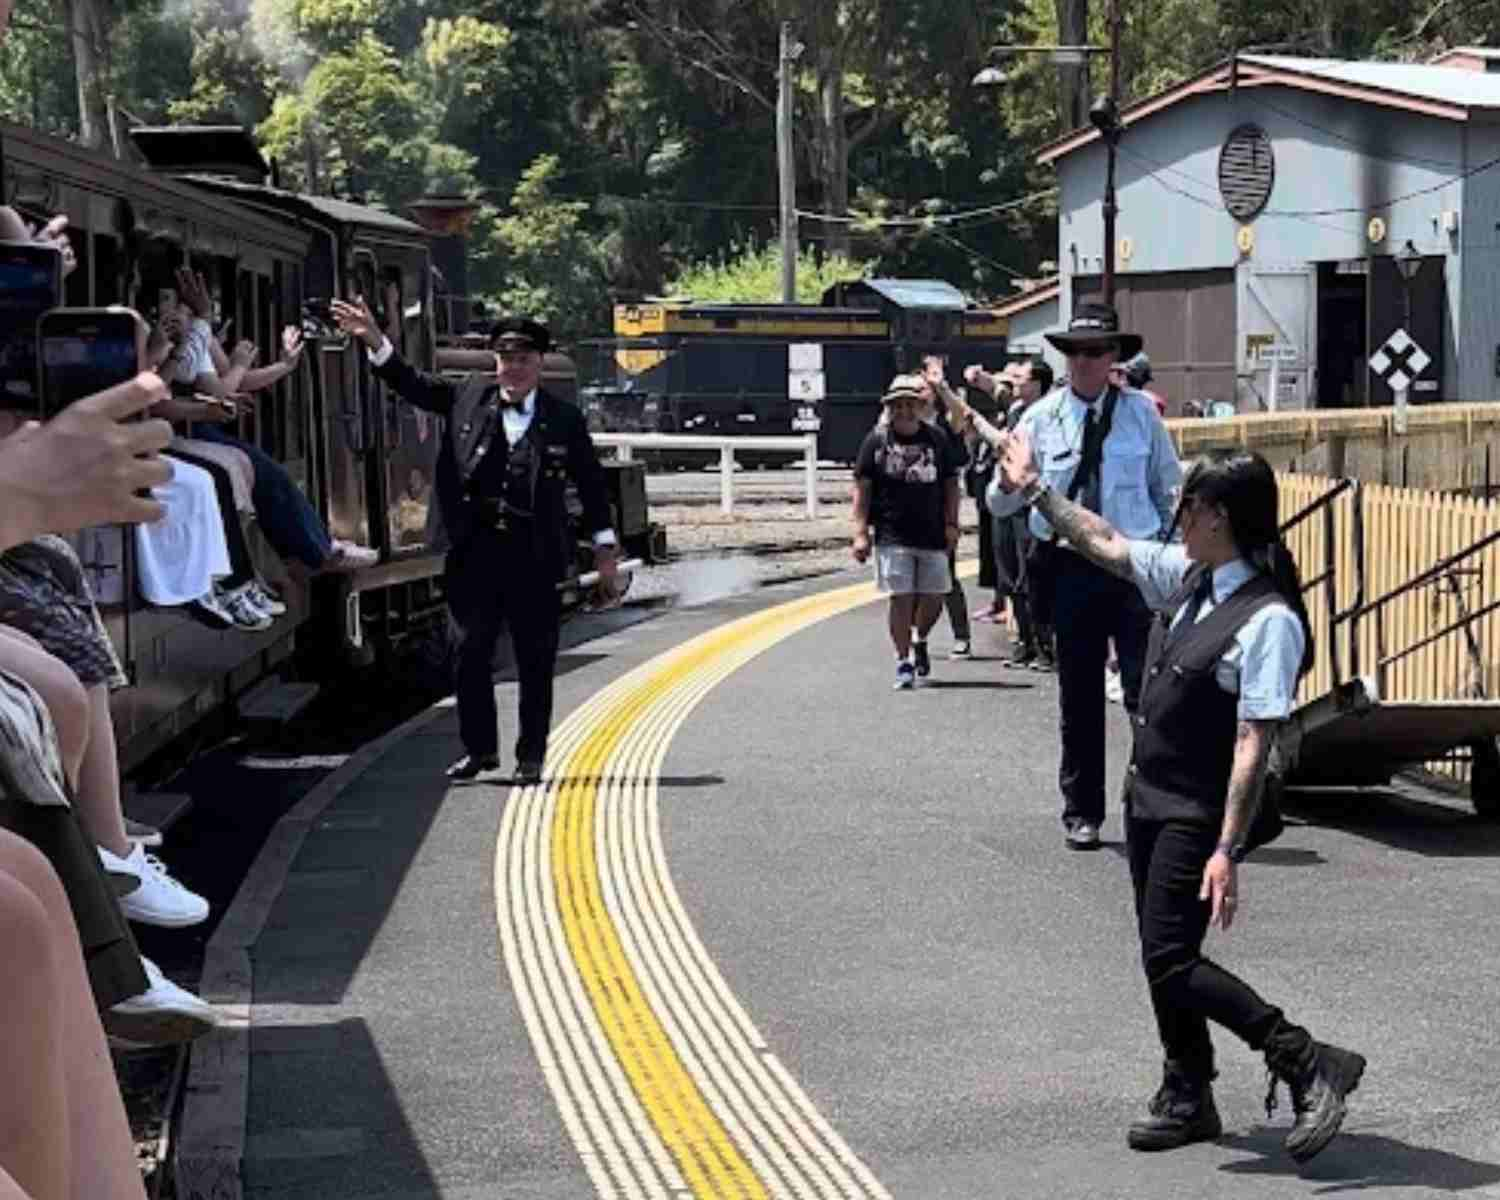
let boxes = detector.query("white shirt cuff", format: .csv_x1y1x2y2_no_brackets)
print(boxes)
369,337,394,367
592,530,618,549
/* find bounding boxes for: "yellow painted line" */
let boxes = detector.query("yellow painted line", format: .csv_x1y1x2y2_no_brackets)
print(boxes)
498,564,979,1197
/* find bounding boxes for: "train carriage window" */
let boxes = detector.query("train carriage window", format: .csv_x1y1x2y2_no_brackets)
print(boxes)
93,232,122,306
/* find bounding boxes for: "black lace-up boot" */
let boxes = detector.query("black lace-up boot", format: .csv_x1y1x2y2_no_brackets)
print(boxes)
1127,1058,1223,1151
1262,1021,1366,1163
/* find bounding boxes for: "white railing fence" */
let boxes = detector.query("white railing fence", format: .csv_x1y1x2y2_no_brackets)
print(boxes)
592,433,820,519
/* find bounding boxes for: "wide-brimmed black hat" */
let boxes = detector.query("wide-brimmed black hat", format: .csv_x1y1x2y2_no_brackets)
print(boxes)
489,316,551,354
1044,300,1142,360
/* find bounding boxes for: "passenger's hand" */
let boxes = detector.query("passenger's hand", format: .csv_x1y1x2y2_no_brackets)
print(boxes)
33,215,77,279
230,339,259,370
1200,851,1238,932
329,297,383,351
176,267,213,319
191,395,237,423
852,531,871,564
964,364,996,395
995,428,1040,494
0,374,174,547
281,326,304,365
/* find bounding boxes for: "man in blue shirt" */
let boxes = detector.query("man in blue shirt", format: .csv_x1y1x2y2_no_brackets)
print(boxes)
988,300,1182,849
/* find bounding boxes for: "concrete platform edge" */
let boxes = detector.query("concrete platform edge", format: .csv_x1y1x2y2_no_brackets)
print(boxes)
173,694,455,1200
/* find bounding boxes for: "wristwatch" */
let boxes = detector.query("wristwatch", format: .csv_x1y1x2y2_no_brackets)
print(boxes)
1215,839,1249,864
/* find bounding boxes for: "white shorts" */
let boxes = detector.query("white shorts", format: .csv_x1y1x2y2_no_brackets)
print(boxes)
875,545,951,595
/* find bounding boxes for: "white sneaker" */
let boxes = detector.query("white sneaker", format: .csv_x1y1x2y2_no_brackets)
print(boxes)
250,580,287,616
327,540,379,570
104,956,217,1048
220,583,273,631
99,842,210,927
191,588,235,628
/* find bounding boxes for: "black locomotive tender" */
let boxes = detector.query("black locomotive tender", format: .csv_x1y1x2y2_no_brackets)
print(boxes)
1,122,660,774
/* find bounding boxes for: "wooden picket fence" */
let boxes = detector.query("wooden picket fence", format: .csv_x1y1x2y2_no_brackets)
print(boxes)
1278,472,1500,783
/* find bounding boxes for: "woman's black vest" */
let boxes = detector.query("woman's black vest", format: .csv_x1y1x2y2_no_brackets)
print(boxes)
1124,567,1281,825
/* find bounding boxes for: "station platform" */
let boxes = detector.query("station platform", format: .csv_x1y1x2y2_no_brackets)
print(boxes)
176,569,1500,1200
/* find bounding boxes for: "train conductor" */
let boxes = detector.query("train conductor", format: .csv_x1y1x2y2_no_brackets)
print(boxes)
330,298,618,784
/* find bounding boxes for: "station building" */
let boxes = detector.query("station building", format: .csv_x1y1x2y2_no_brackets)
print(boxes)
1031,50,1500,415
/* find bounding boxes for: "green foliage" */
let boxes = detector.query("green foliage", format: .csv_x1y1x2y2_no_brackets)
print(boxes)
665,240,866,304
484,155,610,346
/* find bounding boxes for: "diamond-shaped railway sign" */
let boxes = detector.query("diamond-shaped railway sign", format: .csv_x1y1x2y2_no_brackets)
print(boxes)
1369,327,1432,393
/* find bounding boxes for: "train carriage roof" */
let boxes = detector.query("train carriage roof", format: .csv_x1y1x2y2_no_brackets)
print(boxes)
126,125,429,240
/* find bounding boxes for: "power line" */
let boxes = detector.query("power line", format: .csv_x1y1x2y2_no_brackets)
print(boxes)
795,186,1058,228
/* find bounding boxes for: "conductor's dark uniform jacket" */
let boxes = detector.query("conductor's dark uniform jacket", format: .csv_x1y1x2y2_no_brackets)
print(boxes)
369,336,615,766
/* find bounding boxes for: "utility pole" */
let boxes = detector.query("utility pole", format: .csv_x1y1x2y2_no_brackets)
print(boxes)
777,21,799,304
1100,0,1122,305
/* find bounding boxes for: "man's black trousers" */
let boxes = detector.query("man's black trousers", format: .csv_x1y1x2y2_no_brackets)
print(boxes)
445,528,562,766
1126,814,1283,1078
1052,550,1152,829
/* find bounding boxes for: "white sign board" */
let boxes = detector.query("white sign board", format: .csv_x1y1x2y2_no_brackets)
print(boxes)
789,370,826,402
789,343,823,372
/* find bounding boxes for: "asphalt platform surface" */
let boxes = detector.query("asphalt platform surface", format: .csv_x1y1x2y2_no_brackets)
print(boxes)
201,567,1500,1200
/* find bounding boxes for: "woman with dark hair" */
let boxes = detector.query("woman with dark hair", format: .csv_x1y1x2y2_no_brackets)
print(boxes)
995,438,1366,1163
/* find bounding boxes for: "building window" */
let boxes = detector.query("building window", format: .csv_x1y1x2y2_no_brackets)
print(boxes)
1218,124,1275,220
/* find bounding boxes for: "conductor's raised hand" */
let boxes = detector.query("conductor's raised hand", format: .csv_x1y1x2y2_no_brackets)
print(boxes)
0,373,174,546
329,297,383,351
995,427,1040,494
281,325,305,365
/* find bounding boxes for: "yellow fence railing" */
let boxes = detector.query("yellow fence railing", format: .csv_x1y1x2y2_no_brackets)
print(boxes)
1279,472,1500,783
1174,404,1500,494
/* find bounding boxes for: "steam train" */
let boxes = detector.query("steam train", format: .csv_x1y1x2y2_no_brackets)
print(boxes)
0,121,660,775
575,279,1013,466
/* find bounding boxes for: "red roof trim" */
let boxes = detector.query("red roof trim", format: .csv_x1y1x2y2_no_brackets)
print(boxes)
992,280,1061,319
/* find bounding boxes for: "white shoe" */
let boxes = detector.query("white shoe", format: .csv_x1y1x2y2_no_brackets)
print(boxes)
191,588,235,628
327,540,378,570
104,957,217,1048
220,583,273,631
250,580,287,616
99,842,210,927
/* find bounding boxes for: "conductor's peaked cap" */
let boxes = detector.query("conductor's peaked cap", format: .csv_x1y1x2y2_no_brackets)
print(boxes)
490,317,552,354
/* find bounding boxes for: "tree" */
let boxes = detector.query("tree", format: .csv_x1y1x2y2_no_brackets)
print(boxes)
483,155,611,345
665,238,865,303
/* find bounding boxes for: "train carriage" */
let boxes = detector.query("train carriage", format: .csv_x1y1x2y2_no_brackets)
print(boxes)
1,122,658,774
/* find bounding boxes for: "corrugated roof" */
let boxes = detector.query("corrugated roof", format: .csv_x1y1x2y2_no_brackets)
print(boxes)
1244,53,1500,109
850,278,969,311
1039,52,1500,164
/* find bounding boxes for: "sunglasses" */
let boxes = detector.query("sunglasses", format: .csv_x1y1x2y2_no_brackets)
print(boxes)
1067,344,1117,360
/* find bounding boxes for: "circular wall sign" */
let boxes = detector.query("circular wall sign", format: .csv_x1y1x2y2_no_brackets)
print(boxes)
1218,124,1275,220
1236,225,1256,256
1367,216,1388,244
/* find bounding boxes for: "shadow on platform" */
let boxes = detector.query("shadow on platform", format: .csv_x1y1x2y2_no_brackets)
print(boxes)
1217,1129,1500,1192
1284,786,1500,859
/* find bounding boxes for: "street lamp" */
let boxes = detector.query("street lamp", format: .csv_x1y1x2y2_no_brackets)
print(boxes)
974,0,1123,304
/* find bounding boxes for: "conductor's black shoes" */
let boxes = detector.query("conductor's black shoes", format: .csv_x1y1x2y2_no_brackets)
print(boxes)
1128,1061,1222,1152
514,761,543,785
446,754,499,780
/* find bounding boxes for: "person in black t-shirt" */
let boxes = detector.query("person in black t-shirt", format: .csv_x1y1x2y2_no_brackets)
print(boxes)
852,376,959,689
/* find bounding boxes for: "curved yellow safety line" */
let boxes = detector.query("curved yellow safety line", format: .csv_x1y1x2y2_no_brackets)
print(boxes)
547,581,880,1196
503,562,980,1197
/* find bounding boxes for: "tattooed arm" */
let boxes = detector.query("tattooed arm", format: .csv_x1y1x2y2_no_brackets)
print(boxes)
995,427,1132,579
1200,719,1273,931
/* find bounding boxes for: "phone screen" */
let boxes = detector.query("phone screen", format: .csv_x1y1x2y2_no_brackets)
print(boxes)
0,243,63,412
39,313,140,417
